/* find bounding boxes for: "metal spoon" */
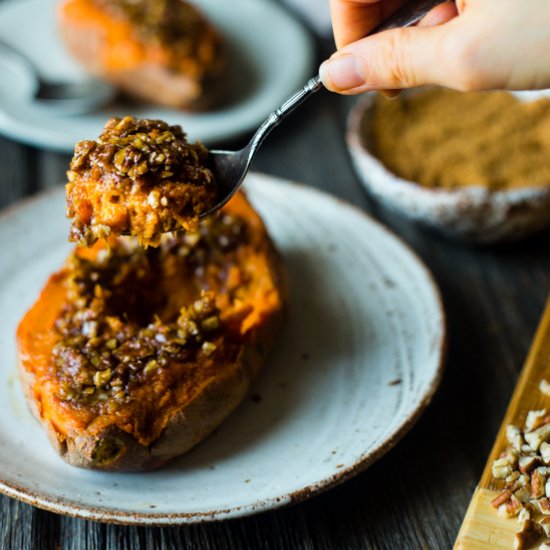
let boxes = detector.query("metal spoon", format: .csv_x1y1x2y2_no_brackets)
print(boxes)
202,0,446,218
0,38,115,115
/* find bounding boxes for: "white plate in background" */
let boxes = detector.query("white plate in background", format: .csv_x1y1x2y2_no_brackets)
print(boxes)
0,173,445,524
0,0,314,151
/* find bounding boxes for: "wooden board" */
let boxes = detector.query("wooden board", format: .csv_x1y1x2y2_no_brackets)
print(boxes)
455,298,550,549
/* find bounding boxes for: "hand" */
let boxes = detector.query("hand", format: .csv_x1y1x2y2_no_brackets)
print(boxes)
320,0,550,94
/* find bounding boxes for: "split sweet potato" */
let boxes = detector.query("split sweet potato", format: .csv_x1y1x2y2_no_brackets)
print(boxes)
58,0,228,109
17,192,286,471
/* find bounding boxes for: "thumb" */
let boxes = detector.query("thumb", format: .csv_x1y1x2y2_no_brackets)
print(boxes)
319,24,455,93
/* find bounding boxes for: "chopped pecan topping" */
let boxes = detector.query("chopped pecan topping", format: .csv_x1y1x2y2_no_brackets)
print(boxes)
515,519,543,550
52,211,249,414
66,117,218,247
541,380,550,398
491,403,550,548
94,0,224,73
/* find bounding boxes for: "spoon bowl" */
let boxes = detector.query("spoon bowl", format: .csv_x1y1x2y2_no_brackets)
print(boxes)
201,0,447,218
202,76,323,218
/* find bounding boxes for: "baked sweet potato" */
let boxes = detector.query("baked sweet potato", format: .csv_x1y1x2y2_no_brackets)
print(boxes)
17,192,286,471
58,0,228,109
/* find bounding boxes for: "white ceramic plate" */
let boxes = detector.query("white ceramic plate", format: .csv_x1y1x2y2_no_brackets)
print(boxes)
0,0,313,151
0,173,445,524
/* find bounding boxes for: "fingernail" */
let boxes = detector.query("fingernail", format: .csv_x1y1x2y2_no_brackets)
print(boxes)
319,55,364,92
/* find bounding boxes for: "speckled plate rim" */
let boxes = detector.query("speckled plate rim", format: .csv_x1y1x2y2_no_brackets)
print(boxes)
0,174,447,525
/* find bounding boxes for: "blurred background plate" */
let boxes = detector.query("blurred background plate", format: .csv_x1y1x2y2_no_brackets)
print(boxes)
0,0,314,151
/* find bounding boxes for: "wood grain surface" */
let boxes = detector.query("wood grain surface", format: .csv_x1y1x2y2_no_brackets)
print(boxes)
455,299,550,549
1,9,550,550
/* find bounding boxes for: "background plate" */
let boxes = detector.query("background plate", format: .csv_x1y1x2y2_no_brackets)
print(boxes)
0,173,445,524
0,0,313,151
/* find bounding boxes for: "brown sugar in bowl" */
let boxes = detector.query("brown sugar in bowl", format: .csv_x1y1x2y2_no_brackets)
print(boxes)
346,89,550,243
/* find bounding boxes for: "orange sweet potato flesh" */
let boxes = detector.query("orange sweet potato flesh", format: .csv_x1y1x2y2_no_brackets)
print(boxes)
17,192,286,471
58,0,228,109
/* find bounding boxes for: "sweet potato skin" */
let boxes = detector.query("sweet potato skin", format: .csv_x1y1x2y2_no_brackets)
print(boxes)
58,0,228,110
17,194,287,471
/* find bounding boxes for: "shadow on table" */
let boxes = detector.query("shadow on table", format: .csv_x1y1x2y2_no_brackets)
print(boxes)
162,246,357,471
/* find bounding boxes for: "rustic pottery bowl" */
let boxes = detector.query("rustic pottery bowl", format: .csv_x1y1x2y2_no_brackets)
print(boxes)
346,89,550,243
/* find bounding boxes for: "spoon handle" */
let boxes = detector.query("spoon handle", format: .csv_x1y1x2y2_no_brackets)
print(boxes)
248,76,322,153
374,0,447,32
248,0,447,153
274,76,323,119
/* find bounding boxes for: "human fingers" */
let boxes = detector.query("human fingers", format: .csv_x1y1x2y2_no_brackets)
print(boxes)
320,18,467,93
330,0,407,49
378,2,458,99
323,0,550,95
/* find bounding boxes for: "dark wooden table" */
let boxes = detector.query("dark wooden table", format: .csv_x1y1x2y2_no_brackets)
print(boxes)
1,13,550,550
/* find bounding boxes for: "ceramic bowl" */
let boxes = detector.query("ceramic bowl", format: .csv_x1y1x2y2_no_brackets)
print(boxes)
346,89,550,243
